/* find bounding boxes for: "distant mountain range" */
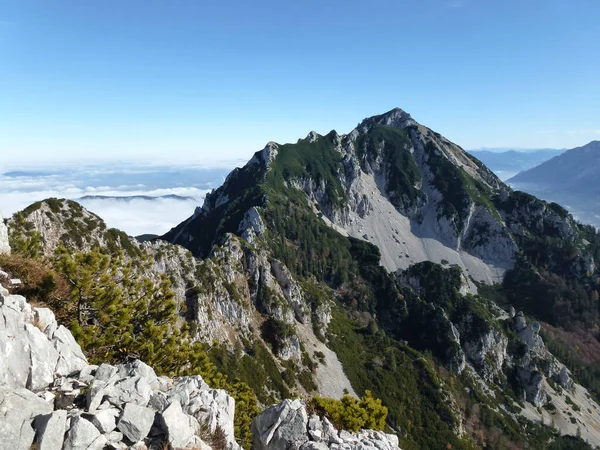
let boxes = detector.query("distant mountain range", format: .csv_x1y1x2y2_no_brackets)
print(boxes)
78,194,196,201
508,141,600,227
468,148,565,180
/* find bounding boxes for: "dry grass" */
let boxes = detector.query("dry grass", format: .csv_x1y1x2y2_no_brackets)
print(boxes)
0,253,72,322
196,421,228,450
31,313,46,332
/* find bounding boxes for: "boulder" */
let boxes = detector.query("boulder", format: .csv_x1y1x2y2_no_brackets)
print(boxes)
52,325,88,376
0,387,53,450
34,410,67,450
25,322,60,390
185,387,236,442
116,403,155,443
159,401,198,449
87,407,119,433
63,415,107,450
252,399,309,450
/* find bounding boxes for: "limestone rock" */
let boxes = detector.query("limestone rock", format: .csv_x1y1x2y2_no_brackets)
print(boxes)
252,399,401,450
34,410,67,450
159,401,198,449
0,387,53,450
87,407,119,433
63,415,107,450
0,212,9,254
252,399,309,450
116,403,155,443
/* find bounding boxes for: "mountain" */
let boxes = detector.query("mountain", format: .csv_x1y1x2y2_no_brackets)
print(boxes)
468,149,565,180
160,108,600,447
4,109,600,449
508,141,600,227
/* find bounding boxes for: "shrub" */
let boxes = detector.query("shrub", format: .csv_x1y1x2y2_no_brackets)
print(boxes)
309,391,388,432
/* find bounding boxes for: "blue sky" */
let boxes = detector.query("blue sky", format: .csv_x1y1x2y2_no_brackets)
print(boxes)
1,0,599,163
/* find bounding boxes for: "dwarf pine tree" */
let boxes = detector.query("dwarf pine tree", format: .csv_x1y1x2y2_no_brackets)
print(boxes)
54,246,219,379
54,245,258,448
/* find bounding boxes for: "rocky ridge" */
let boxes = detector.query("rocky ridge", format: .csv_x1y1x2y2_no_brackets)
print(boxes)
0,282,241,450
5,108,600,448
252,399,400,450
0,268,386,449
165,108,587,291
8,199,355,400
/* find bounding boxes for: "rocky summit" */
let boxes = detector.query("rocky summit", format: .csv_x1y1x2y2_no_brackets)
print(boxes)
2,108,600,449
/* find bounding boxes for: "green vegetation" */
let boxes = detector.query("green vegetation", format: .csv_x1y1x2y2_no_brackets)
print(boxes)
263,188,357,286
268,132,347,208
8,212,43,258
327,309,473,450
164,162,266,257
309,391,388,432
355,125,424,208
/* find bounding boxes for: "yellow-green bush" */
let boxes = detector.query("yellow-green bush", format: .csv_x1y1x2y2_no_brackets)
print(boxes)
309,391,388,432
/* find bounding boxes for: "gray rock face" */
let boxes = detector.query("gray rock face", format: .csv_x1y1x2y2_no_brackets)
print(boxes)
87,407,118,434
511,313,574,406
0,294,86,390
34,410,67,450
63,416,107,450
252,399,402,450
252,399,309,450
159,401,198,449
0,213,9,254
0,387,53,450
0,284,242,450
117,403,155,443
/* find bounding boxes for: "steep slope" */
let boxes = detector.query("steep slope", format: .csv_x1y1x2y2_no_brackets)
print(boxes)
508,141,600,227
159,108,600,447
0,266,397,450
6,109,600,449
6,198,356,403
164,108,585,289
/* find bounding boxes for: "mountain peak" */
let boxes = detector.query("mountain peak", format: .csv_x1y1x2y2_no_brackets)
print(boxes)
358,107,417,130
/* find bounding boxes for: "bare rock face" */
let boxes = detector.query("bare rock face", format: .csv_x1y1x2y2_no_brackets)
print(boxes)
0,282,242,450
512,312,574,406
252,399,401,450
0,212,9,254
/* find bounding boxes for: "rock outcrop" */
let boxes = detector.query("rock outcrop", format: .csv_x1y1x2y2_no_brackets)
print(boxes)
0,285,241,450
0,212,9,254
512,312,574,406
252,399,401,450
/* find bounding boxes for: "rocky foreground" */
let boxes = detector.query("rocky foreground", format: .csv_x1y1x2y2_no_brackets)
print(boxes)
0,267,400,449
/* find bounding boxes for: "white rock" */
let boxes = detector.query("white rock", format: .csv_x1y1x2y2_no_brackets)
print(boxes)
33,307,58,338
116,403,155,443
25,323,60,390
159,401,198,449
34,410,67,450
52,325,88,376
87,407,119,434
0,387,53,450
63,415,107,450
0,211,9,248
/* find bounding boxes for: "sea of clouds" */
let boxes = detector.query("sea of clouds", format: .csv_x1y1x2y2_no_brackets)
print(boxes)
0,161,240,236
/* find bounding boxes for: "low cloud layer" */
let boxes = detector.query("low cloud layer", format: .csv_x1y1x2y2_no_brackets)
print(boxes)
0,162,232,236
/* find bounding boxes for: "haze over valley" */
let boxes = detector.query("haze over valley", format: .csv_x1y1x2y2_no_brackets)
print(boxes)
0,161,235,236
